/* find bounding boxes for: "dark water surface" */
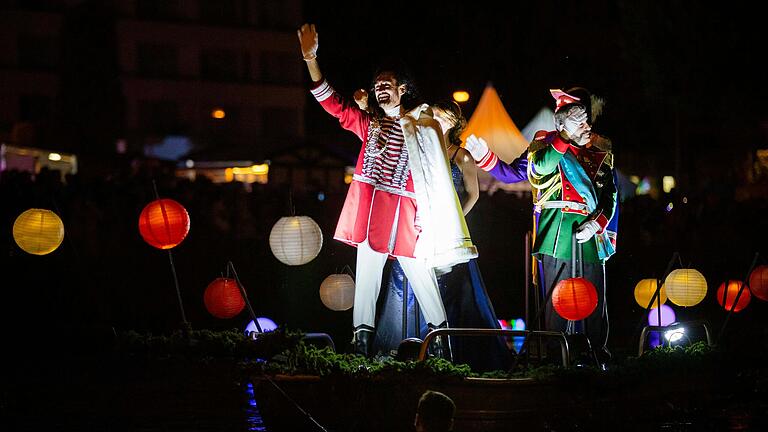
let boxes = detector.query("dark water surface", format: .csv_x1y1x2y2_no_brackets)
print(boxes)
2,353,766,431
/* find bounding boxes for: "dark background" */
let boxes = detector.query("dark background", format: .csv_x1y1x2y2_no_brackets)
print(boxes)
1,0,767,359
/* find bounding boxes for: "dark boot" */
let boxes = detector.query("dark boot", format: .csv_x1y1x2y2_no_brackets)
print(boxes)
427,322,452,361
351,325,374,357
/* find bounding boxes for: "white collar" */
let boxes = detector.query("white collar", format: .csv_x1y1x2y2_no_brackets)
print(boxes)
383,105,401,117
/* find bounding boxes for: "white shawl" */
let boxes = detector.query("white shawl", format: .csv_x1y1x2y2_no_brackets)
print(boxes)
400,104,478,269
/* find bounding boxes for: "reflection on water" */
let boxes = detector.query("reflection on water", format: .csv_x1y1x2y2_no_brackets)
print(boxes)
245,382,267,431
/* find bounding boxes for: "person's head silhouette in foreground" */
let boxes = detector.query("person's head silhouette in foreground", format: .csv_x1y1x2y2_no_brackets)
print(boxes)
415,390,455,432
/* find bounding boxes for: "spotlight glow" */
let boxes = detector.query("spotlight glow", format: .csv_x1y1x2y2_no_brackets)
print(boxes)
664,327,685,343
245,317,278,335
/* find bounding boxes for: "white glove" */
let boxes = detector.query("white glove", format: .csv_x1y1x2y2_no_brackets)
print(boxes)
464,134,490,161
556,105,588,137
575,220,601,243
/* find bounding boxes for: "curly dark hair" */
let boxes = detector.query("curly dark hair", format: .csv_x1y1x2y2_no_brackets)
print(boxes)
432,100,467,147
368,61,422,116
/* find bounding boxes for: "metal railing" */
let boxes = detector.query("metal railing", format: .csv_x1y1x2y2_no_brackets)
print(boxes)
417,328,575,367
637,320,713,356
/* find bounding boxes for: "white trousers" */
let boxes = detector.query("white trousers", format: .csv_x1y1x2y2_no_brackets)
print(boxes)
354,239,447,328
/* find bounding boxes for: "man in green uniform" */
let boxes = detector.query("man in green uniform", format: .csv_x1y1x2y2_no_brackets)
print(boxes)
528,89,617,358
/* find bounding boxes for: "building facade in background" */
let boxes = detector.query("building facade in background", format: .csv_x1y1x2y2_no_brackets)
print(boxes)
0,0,304,168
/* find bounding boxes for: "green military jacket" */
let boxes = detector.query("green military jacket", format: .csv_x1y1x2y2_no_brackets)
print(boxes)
527,130,617,263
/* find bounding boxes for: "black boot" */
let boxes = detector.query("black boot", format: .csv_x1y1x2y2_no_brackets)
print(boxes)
351,325,374,357
427,322,452,361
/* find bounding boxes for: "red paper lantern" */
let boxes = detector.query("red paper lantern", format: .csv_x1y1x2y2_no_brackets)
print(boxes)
552,277,598,321
716,280,751,312
204,278,245,319
749,265,768,301
139,199,190,249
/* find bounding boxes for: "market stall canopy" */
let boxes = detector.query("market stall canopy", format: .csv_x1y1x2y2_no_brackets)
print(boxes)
460,84,529,163
521,107,556,143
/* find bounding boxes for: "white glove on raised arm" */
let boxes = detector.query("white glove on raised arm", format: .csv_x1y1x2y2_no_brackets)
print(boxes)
575,219,601,243
464,134,490,162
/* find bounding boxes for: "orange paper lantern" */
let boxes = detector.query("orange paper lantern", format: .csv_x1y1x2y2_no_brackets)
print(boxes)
204,278,245,319
138,199,190,249
748,265,768,301
633,279,667,308
716,280,751,313
552,277,598,321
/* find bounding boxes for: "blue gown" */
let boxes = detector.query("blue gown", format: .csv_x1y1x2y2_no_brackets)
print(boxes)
373,155,510,372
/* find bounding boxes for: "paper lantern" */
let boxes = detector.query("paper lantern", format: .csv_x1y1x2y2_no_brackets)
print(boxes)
245,317,278,334
716,280,751,313
138,199,190,249
269,216,322,265
204,278,245,319
665,269,707,307
319,274,355,311
648,304,676,326
13,209,64,255
634,279,667,308
552,277,598,321
749,265,768,301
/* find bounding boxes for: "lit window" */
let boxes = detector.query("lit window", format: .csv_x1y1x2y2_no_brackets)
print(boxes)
662,176,675,193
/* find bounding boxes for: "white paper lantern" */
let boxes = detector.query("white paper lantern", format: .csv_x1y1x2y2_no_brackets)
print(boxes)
319,274,355,311
269,216,323,265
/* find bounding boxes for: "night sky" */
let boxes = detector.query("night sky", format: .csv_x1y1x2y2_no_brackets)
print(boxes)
1,1,766,355
303,1,766,177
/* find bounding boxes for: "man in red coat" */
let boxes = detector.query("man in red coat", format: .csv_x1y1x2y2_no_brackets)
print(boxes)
297,24,477,356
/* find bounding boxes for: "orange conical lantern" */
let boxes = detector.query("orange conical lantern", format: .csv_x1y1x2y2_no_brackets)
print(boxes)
716,280,751,312
552,277,598,321
138,199,190,249
204,278,245,319
748,265,768,301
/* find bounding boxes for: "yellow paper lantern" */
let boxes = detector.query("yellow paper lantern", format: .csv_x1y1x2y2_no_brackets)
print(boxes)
634,279,667,308
319,274,355,311
664,269,708,307
269,216,323,265
13,209,64,255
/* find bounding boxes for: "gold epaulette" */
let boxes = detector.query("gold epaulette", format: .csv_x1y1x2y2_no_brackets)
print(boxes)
591,133,612,151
